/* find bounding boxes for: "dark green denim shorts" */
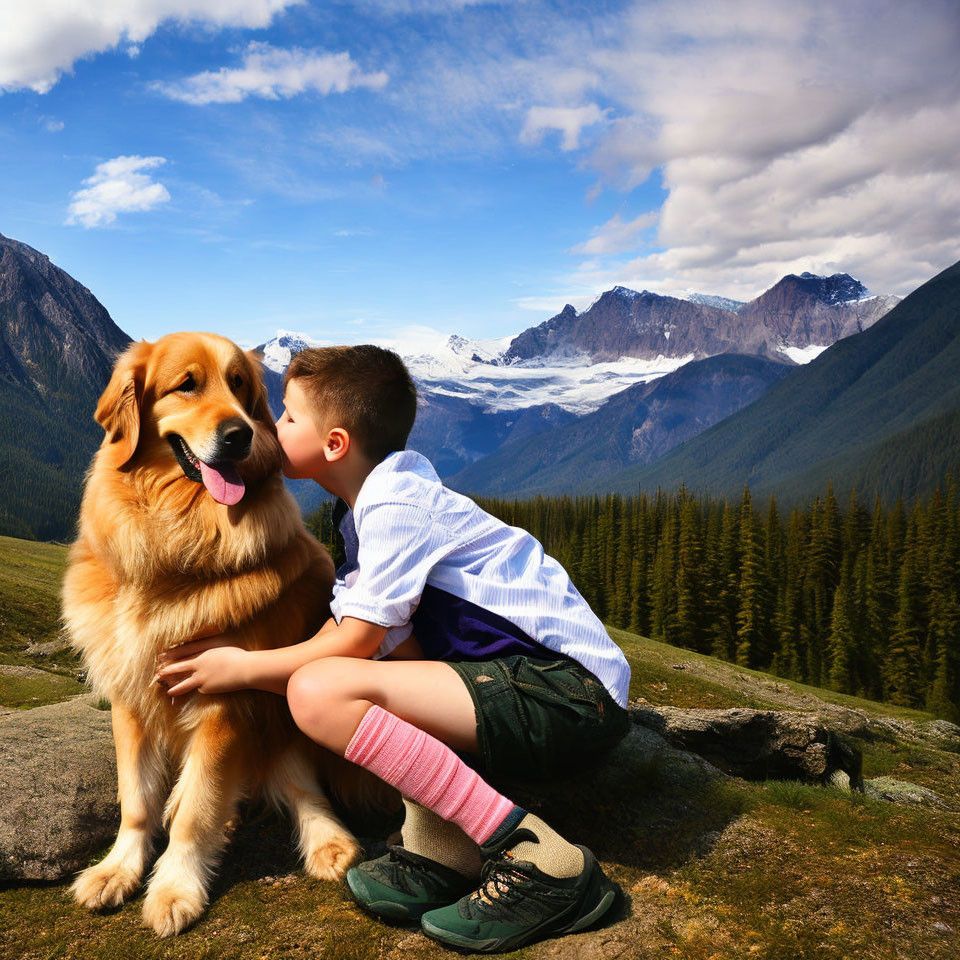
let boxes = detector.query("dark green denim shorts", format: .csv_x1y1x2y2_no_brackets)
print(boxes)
446,654,631,783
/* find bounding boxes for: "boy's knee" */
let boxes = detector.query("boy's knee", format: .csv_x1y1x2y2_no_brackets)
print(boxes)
287,662,333,730
286,658,360,732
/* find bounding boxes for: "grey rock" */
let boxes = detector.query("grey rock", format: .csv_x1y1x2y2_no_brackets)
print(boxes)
499,722,725,812
0,694,117,881
863,777,956,810
629,705,863,789
924,719,960,745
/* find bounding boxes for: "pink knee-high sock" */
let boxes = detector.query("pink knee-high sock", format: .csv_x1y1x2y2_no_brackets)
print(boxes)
344,704,515,846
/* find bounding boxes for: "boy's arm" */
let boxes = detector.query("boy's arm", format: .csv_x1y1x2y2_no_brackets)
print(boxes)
244,616,388,693
156,615,388,698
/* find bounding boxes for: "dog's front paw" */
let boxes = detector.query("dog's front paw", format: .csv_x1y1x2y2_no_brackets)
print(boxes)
72,861,142,910
304,833,362,881
141,880,206,937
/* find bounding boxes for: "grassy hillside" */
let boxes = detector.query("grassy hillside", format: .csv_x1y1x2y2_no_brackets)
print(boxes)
1,534,958,959
0,535,84,709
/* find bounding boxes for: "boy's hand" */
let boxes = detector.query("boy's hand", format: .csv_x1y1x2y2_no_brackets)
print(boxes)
155,633,250,697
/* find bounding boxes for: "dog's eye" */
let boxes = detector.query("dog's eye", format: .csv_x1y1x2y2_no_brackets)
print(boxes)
175,374,196,393
230,374,244,390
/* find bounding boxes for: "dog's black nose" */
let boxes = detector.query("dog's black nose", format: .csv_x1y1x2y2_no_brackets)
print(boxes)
216,418,253,460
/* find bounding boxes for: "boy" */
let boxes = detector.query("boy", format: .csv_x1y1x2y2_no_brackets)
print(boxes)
156,344,632,953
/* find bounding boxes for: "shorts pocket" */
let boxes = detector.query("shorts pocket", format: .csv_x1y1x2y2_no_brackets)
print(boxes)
509,657,599,715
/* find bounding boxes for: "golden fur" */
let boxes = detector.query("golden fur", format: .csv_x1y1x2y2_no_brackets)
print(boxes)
61,332,395,937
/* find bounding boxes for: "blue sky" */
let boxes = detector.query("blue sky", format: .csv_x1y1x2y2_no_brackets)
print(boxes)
2,0,958,347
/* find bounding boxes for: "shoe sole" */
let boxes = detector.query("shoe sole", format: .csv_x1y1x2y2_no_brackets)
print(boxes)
420,875,619,953
346,868,419,922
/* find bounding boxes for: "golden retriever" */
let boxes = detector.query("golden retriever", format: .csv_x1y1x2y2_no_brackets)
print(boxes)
61,332,395,937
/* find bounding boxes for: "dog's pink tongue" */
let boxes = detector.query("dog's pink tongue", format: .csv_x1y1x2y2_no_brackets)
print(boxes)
198,461,245,505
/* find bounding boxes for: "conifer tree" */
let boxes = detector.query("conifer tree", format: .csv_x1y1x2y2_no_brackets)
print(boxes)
885,514,926,707
709,500,740,662
827,567,857,693
611,507,633,629
736,485,768,668
628,497,651,635
676,497,705,651
650,497,679,645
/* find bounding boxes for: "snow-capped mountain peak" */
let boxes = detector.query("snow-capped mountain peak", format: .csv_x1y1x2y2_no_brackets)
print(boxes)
257,328,689,416
795,271,869,304
257,329,325,374
681,292,746,312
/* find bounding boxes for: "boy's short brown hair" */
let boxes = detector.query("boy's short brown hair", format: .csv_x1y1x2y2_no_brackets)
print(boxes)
283,344,418,463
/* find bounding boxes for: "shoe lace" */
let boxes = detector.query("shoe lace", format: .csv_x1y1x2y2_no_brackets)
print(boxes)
472,854,566,914
386,845,423,873
381,845,435,892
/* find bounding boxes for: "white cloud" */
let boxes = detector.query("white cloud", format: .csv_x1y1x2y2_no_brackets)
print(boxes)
156,42,388,105
66,155,170,228
42,117,64,132
570,210,658,256
520,104,606,151
555,0,960,298
0,0,301,94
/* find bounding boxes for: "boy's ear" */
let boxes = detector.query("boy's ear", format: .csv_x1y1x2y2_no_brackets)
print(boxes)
244,349,277,433
326,426,351,461
95,340,153,466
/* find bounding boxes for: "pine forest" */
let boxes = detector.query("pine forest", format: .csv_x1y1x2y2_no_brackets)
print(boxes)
307,476,960,721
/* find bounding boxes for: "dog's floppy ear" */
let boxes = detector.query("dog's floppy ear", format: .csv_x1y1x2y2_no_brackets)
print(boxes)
95,340,152,466
244,349,276,430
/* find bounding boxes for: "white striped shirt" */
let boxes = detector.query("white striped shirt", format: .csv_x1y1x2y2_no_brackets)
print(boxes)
329,450,632,707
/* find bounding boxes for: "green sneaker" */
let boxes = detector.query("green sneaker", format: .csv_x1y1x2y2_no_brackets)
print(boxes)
345,844,479,922
419,843,620,953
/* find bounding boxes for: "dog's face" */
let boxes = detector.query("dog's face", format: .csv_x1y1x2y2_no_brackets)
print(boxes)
95,332,279,505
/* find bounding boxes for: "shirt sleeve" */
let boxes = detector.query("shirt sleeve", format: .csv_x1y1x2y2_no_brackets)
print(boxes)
329,501,452,629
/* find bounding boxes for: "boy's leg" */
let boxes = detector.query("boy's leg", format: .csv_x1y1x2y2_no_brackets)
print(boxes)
287,656,620,951
285,657,584,877
286,656,479,756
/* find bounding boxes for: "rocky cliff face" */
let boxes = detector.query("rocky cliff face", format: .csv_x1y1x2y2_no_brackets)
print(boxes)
503,275,900,367
0,233,130,397
0,233,131,540
737,272,901,353
504,289,743,364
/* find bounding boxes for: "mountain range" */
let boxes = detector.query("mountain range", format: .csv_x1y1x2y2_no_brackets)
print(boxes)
4,227,947,542
258,272,901,509
584,259,960,510
442,353,795,498
501,274,897,367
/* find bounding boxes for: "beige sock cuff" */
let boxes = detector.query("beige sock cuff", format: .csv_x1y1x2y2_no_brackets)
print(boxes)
507,813,585,879
401,798,483,879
